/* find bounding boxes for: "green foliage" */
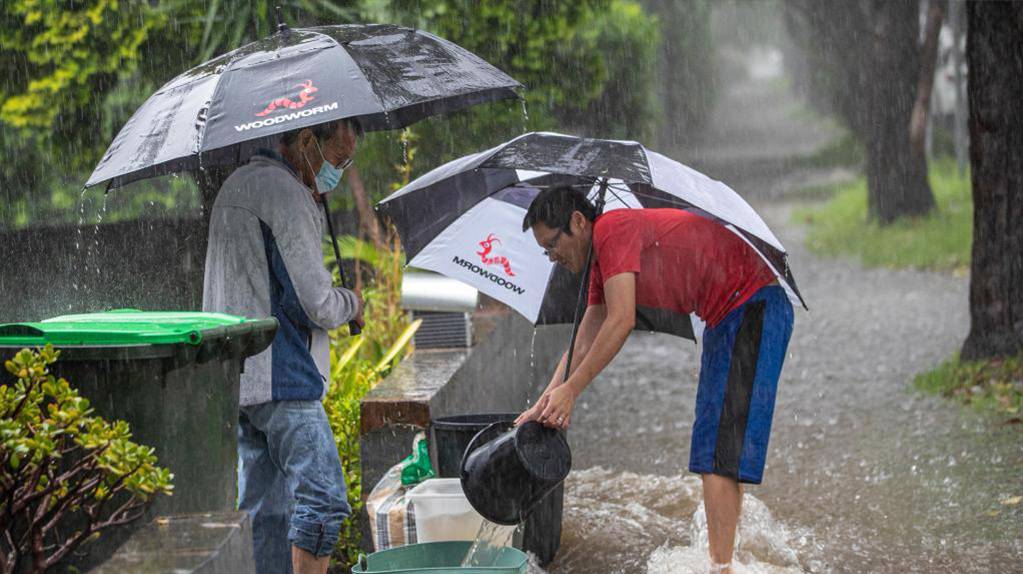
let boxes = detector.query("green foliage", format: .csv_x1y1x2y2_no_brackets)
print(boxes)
155,0,359,63
393,0,607,118
915,353,1023,421
326,232,411,357
322,335,376,567
792,158,972,272
322,236,420,567
0,0,161,130
0,345,173,572
0,0,713,229
559,0,662,141
0,0,168,228
0,0,361,230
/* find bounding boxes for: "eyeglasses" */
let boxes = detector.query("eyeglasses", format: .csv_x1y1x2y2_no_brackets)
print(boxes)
541,229,565,258
314,138,354,170
333,156,353,170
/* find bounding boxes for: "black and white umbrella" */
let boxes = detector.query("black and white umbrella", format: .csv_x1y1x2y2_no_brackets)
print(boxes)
85,22,521,190
377,132,806,341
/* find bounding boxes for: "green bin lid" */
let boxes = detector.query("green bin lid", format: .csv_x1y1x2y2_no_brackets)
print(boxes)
0,309,259,347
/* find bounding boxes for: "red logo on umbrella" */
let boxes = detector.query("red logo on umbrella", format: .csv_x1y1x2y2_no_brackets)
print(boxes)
478,233,515,277
255,79,318,117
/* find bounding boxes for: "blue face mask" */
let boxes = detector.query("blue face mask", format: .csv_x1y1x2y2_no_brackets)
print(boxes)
306,138,347,194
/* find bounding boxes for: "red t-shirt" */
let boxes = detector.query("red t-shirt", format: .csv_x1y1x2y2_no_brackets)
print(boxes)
587,209,777,327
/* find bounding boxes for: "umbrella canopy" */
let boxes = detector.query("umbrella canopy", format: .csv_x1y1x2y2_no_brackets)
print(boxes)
86,23,521,190
376,132,806,340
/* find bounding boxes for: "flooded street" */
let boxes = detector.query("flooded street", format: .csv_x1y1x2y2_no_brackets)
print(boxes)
547,64,1023,574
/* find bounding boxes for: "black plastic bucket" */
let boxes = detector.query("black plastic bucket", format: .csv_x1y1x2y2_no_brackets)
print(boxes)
432,413,517,478
460,421,571,526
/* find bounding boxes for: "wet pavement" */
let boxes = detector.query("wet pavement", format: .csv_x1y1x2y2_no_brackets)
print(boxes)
543,60,1023,573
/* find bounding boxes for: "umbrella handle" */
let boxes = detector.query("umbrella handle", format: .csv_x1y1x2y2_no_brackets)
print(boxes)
321,197,363,336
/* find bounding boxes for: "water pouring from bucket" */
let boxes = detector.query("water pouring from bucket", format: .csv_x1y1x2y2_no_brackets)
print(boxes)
459,421,570,566
460,521,519,568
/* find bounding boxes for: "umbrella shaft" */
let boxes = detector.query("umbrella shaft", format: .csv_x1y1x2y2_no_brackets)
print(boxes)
321,197,362,336
563,240,595,384
563,179,608,383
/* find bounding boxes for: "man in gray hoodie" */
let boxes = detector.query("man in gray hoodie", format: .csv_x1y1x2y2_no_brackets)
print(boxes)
203,118,363,574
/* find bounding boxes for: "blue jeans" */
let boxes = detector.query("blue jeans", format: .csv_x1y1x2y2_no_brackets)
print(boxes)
238,400,351,574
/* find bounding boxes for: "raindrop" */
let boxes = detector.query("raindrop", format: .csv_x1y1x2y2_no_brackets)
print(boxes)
75,189,87,252
91,194,109,278
529,327,537,383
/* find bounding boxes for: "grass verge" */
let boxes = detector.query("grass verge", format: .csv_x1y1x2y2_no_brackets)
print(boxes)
792,157,972,273
914,354,1023,424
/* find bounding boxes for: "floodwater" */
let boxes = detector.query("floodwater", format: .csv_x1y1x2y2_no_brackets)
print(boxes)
534,51,1022,574
554,468,807,573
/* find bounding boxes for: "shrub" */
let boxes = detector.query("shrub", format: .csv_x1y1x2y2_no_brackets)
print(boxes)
324,233,420,568
0,345,173,572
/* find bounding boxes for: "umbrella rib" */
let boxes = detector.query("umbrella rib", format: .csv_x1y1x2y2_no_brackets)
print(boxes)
313,29,391,126
604,185,632,208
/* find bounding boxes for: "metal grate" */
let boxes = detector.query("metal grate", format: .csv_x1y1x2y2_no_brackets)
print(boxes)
411,311,472,348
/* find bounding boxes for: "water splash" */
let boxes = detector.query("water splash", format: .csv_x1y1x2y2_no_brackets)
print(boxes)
525,553,548,574
646,497,809,574
552,468,818,574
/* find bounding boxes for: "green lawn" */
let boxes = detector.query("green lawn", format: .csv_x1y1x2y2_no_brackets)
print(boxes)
914,353,1023,422
792,158,972,273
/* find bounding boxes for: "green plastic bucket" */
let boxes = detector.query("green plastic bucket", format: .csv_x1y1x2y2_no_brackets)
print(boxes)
353,541,528,574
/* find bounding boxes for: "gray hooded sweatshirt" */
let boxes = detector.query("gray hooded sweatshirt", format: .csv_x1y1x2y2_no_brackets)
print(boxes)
203,151,359,406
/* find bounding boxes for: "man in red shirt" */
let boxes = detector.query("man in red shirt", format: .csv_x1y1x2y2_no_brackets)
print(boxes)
516,185,794,573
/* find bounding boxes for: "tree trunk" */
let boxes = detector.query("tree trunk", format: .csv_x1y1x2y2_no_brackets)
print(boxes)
960,1,1023,360
864,101,936,225
909,0,944,158
784,0,937,224
949,0,969,175
864,0,936,224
